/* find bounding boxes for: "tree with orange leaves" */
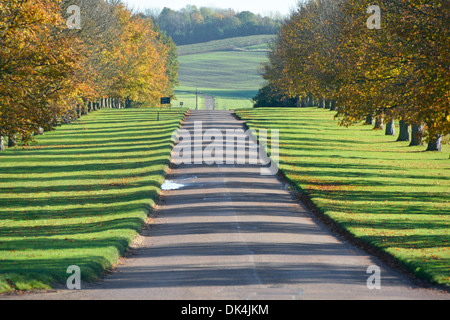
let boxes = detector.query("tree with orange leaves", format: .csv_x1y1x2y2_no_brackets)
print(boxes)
0,0,178,149
0,0,82,146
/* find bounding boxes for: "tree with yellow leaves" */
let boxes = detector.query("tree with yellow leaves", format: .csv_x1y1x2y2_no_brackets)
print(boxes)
0,0,178,150
0,0,82,146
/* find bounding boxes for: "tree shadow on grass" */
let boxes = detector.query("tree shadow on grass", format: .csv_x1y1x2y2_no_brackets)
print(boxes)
0,109,187,290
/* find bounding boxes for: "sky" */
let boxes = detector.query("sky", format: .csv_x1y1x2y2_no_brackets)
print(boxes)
123,0,300,16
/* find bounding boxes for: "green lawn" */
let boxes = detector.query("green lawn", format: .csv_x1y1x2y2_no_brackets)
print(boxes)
236,107,450,287
214,97,254,110
172,91,253,111
0,108,186,293
172,91,205,110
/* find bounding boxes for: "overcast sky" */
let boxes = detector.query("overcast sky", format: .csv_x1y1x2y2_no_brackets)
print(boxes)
123,0,300,16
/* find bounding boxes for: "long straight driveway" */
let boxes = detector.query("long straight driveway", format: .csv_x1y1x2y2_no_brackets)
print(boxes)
13,110,448,300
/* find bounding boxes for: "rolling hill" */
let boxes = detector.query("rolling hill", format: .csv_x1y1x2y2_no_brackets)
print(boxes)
173,35,275,110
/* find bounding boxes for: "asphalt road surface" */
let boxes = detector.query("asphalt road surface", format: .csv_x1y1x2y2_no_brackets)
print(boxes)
6,110,448,300
203,95,215,110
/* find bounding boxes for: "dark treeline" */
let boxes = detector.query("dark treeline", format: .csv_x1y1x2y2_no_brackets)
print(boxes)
145,5,284,45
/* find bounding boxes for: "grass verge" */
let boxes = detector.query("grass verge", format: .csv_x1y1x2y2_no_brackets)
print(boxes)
0,108,186,293
235,107,449,288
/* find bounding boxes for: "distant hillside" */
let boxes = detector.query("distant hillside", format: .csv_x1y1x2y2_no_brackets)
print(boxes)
145,6,283,45
177,34,275,56
174,35,273,110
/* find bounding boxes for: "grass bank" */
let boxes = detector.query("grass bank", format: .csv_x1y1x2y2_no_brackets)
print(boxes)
0,108,186,293
235,107,449,287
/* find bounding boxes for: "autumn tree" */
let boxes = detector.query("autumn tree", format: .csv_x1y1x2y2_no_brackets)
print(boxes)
335,0,449,151
0,0,82,145
0,0,178,150
260,0,449,151
108,8,169,105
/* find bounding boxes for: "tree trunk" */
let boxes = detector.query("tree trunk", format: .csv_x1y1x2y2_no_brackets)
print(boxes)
365,114,374,125
0,136,5,151
397,120,410,141
8,134,17,148
330,100,337,111
373,115,384,130
426,135,442,152
307,93,313,107
302,97,307,107
385,119,395,136
409,123,424,146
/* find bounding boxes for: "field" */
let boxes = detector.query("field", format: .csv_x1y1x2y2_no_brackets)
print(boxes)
174,35,275,109
235,107,450,287
177,34,274,56
0,108,186,293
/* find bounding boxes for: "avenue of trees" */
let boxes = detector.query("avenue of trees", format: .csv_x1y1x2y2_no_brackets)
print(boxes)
146,5,283,45
0,0,178,150
261,0,449,151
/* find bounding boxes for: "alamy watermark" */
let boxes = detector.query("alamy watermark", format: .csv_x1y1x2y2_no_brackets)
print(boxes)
67,5,81,30
366,265,381,290
66,265,81,290
367,5,381,29
171,121,279,176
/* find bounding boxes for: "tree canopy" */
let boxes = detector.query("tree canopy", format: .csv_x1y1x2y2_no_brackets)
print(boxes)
260,0,449,151
0,0,178,147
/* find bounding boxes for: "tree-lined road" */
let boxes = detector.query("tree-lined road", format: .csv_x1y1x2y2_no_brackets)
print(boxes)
8,111,448,300
203,95,215,110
